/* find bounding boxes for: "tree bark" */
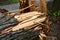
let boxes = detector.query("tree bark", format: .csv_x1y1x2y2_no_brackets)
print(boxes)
19,0,30,13
38,0,47,15
52,0,60,11
29,0,36,11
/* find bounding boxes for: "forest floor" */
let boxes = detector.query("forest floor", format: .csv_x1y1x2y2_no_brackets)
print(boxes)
49,16,60,40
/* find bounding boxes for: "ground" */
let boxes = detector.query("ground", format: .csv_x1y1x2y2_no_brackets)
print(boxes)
49,16,60,40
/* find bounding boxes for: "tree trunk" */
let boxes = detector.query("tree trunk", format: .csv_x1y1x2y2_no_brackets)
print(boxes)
52,0,60,11
29,0,36,11
19,0,30,13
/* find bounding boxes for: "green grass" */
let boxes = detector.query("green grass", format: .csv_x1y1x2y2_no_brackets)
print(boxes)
48,10,60,17
0,0,19,5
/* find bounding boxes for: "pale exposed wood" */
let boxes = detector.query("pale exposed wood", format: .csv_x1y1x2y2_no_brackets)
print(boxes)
14,11,44,22
12,17,46,31
20,15,40,24
0,11,45,34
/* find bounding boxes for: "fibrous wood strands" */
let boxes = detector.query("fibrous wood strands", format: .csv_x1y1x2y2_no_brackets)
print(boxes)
20,0,30,13
0,11,46,33
0,11,47,40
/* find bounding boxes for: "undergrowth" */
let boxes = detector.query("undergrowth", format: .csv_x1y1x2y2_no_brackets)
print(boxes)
48,10,60,17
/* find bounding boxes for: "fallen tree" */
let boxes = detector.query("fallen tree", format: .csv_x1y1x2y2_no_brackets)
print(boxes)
0,11,46,33
0,11,47,40
12,17,46,31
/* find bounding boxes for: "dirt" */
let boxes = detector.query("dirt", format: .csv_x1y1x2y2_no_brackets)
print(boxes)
49,16,60,40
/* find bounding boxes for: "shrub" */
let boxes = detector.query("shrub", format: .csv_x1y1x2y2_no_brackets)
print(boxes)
48,10,60,17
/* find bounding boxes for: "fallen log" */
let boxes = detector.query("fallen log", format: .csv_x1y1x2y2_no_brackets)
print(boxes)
0,11,45,34
0,14,40,33
0,21,47,40
0,28,41,40
12,17,46,31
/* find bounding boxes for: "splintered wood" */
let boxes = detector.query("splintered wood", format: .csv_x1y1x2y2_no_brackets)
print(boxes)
36,0,47,15
20,0,30,13
29,0,36,11
1,11,46,33
14,11,44,22
19,0,50,40
0,0,50,40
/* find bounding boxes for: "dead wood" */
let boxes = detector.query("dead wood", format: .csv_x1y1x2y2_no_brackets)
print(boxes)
20,0,30,13
14,11,44,22
12,17,46,31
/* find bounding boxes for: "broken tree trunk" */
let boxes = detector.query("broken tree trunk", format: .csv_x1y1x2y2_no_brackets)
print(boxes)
0,27,41,40
14,11,44,22
0,11,45,34
20,0,30,13
38,0,47,15
37,0,50,40
12,17,46,31
29,0,36,11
